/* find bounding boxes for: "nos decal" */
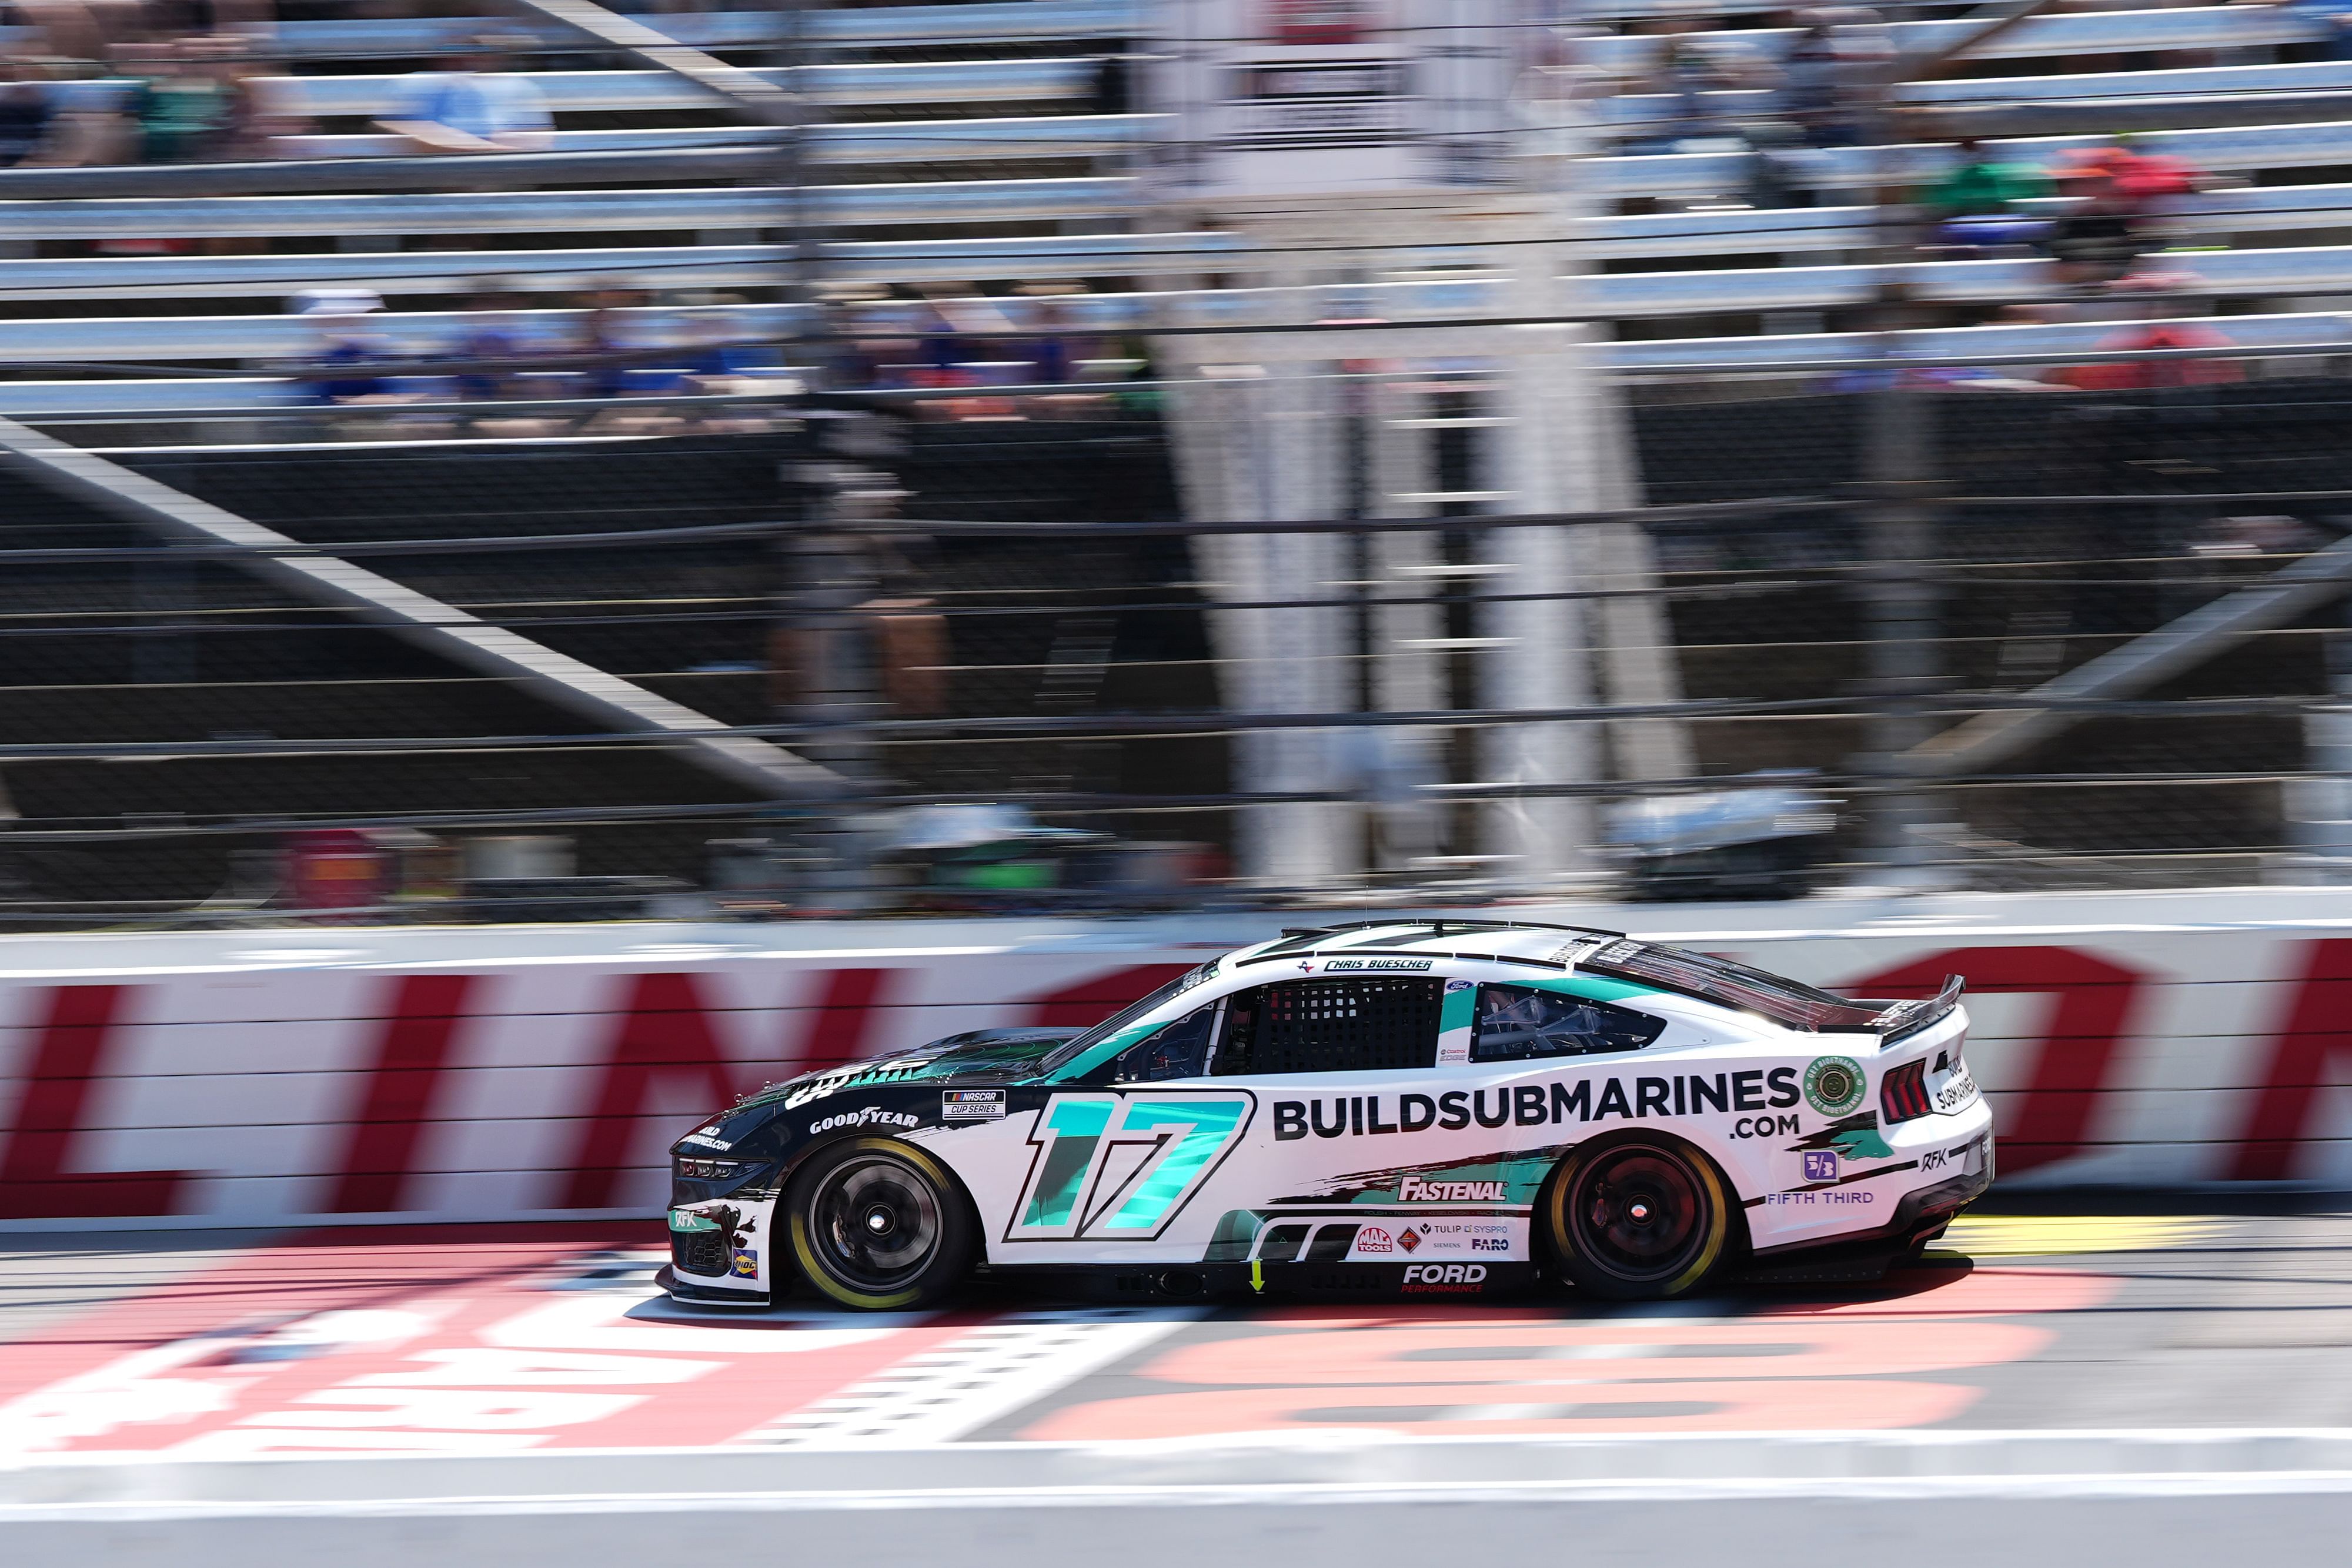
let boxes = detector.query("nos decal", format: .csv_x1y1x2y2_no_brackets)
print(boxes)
1008,1091,1256,1242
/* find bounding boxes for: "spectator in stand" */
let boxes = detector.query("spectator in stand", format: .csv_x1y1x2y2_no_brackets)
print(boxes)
293,288,395,404
914,297,975,387
1923,136,2053,252
2284,0,2352,63
125,34,232,161
0,63,55,166
452,286,529,402
574,284,646,398
2050,271,2244,391
14,1,111,71
142,0,273,35
2049,136,2202,287
375,35,552,155
1023,292,1077,386
1779,6,1890,148
1625,16,1763,153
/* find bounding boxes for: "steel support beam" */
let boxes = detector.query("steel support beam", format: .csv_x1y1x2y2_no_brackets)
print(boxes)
1898,532,2352,777
497,0,797,125
1895,0,2074,85
0,418,840,799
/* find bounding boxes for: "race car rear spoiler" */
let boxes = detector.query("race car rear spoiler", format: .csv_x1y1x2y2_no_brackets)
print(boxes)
1867,975,1966,1045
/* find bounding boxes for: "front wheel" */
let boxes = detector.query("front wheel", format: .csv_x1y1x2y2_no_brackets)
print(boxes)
786,1137,974,1310
1543,1136,1732,1300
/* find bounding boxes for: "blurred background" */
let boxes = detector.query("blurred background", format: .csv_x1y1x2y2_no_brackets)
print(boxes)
8,0,2352,929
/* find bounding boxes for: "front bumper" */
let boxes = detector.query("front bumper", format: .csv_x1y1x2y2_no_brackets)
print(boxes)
656,1264,773,1307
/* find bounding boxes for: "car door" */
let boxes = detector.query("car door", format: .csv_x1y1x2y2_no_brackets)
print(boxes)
984,994,1258,1264
1190,972,1458,1267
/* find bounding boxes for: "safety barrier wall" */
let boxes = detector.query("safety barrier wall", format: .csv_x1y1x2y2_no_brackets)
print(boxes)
0,888,2347,1230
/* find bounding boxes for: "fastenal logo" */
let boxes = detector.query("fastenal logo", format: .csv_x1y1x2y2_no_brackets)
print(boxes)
1397,1176,1509,1202
1803,1056,1866,1116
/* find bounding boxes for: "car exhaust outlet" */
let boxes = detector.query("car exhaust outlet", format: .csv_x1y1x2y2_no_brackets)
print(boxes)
1156,1269,1206,1297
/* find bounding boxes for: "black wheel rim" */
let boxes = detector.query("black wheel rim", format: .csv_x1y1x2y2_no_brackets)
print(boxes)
1568,1146,1707,1286
810,1152,943,1293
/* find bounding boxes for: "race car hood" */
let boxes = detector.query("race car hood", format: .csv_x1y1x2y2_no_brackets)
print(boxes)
811,1027,1080,1091
692,1027,1083,1141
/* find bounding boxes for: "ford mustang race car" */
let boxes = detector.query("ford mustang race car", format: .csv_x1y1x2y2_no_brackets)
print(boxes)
658,920,1992,1309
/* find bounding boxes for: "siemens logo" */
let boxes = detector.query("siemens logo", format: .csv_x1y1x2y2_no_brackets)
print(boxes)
1273,1069,1801,1141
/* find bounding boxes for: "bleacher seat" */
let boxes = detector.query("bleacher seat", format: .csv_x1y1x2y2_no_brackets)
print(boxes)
6,0,2348,422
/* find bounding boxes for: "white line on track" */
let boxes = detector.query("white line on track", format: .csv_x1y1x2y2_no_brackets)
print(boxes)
731,1306,1208,1446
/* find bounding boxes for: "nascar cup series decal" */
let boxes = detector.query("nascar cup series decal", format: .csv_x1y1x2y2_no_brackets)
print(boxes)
943,1089,1007,1121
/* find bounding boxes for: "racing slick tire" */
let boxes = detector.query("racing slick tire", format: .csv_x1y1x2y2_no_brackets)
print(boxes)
1542,1135,1733,1301
786,1137,975,1310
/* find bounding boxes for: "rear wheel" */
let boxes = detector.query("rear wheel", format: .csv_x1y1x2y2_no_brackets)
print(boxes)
787,1138,974,1310
1544,1137,1731,1300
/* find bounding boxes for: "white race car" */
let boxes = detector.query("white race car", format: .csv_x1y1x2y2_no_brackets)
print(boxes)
660,920,1992,1309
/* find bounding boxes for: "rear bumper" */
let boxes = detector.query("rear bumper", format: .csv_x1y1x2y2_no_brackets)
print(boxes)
1750,1145,1994,1262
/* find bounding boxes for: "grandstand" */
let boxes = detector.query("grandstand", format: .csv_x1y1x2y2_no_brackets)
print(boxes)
6,0,2352,921
7,2,2352,414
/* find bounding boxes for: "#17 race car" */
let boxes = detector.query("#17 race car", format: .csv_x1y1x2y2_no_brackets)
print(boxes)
658,920,1992,1310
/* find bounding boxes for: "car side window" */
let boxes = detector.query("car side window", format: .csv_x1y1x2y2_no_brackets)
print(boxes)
1472,985,1664,1061
1212,978,1442,1075
1108,1003,1220,1084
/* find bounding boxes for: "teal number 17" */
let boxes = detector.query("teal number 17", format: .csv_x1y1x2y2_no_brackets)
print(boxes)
1012,1094,1252,1240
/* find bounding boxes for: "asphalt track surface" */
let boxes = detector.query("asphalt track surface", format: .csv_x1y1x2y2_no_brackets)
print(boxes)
3,1199,2350,1563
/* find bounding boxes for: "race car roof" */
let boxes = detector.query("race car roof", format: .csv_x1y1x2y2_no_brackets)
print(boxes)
1232,919,1619,968
1230,920,1960,1038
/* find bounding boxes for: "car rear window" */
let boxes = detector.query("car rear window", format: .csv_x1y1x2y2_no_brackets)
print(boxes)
1578,939,1887,1032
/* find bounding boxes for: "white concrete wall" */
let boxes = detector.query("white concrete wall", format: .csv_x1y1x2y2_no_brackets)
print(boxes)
1,887,2348,1229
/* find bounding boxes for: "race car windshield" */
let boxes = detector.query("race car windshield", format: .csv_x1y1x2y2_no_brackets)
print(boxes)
1041,964,1214,1070
1578,940,1887,1032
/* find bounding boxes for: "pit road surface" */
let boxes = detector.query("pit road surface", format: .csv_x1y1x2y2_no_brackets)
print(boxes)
4,1201,2350,1452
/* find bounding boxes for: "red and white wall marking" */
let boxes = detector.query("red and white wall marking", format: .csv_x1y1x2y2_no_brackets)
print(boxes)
1,886,2350,1232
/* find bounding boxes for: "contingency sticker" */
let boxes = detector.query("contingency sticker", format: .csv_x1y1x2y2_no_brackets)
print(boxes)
1436,979,1476,1065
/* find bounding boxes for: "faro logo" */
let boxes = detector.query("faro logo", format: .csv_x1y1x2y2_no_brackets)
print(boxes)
1470,1236,1508,1252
